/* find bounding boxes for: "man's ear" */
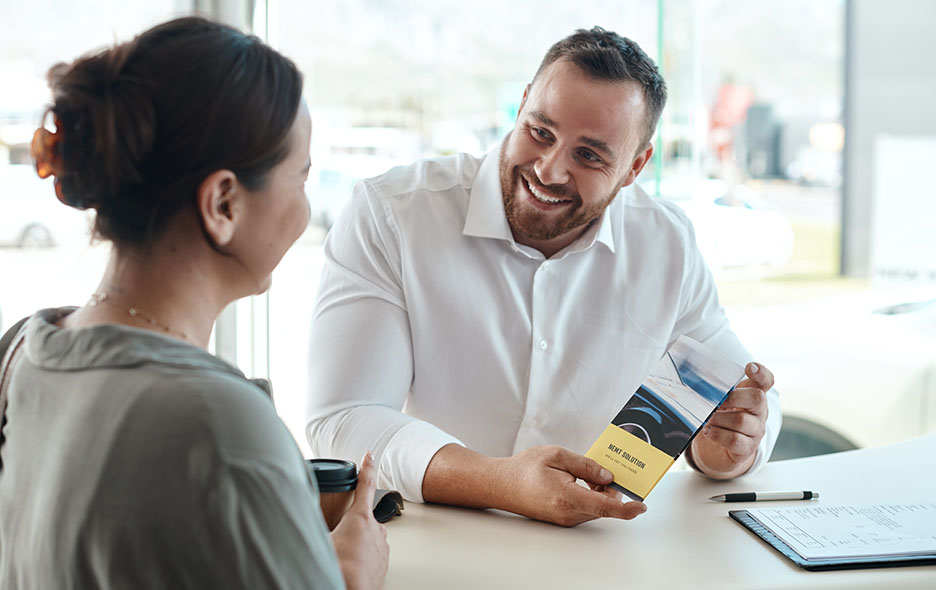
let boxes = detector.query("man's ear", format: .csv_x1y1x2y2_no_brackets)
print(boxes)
197,170,240,248
516,83,531,121
619,143,654,188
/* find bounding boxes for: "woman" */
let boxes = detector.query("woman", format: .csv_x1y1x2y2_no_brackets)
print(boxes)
0,17,387,589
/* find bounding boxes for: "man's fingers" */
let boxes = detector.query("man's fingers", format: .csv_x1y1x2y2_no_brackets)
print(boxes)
587,482,624,499
734,362,774,392
600,485,624,502
706,409,765,439
564,484,646,522
553,447,614,486
351,452,378,513
700,424,759,456
720,386,767,414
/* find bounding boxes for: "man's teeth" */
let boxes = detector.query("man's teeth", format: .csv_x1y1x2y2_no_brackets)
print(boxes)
527,181,570,204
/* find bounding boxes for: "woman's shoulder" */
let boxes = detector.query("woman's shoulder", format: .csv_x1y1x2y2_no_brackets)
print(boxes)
136,364,299,465
24,308,303,475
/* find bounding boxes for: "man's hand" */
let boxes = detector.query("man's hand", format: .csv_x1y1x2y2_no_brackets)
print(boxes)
493,446,647,527
422,443,646,528
688,362,773,479
331,453,389,590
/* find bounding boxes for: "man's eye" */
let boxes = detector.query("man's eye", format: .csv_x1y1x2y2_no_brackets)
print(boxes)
532,127,551,141
579,149,601,163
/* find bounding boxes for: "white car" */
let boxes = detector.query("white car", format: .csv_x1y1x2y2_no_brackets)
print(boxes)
306,126,419,231
0,165,92,248
728,287,936,454
641,177,794,271
306,168,360,230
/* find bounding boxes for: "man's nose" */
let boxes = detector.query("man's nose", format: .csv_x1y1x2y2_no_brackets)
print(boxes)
533,146,571,187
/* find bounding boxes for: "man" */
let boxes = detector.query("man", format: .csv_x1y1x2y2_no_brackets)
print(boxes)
306,27,780,527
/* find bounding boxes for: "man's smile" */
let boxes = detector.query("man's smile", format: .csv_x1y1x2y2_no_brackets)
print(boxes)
521,175,574,208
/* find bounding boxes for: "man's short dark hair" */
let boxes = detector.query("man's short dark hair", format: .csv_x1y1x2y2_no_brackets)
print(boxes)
533,27,667,147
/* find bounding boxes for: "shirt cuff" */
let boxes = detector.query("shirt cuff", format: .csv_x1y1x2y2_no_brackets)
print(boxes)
377,420,463,503
745,386,782,475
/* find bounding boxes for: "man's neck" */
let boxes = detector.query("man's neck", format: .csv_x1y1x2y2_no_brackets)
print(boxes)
511,225,591,259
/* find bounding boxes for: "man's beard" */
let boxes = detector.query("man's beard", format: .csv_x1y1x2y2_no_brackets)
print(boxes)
499,152,618,243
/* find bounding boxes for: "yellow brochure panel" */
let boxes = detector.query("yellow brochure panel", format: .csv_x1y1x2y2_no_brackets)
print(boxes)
586,424,676,500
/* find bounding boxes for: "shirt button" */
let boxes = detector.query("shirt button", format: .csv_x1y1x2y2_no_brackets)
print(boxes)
538,339,548,350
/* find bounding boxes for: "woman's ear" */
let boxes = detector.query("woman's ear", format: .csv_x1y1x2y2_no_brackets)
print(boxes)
197,170,240,248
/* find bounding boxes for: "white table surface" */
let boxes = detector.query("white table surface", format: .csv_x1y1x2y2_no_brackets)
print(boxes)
383,435,936,589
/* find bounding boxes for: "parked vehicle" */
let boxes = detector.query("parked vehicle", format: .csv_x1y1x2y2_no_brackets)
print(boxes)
306,126,418,230
0,165,91,248
641,177,794,271
307,168,360,230
729,288,936,454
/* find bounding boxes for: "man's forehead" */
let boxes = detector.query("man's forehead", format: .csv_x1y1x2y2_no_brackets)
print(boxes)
525,61,647,158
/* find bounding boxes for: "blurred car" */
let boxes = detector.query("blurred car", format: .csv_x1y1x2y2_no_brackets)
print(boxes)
307,168,360,230
306,126,419,231
0,165,92,248
641,177,794,271
728,287,936,454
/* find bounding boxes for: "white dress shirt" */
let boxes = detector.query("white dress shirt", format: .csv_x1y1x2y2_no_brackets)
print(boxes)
306,141,781,502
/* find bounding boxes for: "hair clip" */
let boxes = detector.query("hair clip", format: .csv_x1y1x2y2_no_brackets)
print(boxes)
31,119,73,205
30,124,63,180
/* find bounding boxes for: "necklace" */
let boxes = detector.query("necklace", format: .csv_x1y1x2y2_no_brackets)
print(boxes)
89,292,192,343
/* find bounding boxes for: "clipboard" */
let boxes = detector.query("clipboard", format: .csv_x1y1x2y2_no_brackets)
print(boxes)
729,510,936,571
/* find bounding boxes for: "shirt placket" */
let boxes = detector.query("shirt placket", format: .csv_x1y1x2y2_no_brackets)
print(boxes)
514,258,557,453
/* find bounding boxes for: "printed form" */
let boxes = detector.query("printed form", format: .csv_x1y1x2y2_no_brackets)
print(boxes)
746,503,936,560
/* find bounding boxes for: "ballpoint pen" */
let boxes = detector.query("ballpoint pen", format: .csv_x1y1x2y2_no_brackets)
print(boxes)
709,490,819,502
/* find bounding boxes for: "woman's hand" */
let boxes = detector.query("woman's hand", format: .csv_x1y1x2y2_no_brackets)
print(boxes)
331,453,389,590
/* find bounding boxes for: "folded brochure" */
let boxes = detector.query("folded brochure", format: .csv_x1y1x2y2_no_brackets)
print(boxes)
586,336,745,501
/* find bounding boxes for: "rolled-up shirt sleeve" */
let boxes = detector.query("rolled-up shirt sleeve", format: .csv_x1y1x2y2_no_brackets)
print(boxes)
671,206,782,476
306,179,462,502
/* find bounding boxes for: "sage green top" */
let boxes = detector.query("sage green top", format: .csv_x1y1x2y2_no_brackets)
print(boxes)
0,308,344,589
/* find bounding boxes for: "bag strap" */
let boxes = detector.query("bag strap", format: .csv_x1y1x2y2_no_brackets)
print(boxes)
0,316,30,367
1,316,30,468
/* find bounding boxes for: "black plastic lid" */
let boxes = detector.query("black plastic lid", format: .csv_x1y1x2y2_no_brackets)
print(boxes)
306,459,358,492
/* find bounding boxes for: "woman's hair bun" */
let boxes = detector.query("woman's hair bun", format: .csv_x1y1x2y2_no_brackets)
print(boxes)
44,17,302,247
49,41,157,213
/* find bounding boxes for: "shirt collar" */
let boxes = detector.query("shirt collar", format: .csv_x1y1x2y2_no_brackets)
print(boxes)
586,199,617,254
462,135,617,255
462,139,514,242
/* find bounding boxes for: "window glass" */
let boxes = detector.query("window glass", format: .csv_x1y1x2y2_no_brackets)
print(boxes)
270,0,865,458
8,2,929,462
0,1,182,330
272,0,926,461
269,0,661,454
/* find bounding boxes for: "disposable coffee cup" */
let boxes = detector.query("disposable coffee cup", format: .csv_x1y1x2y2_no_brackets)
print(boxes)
307,459,358,530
